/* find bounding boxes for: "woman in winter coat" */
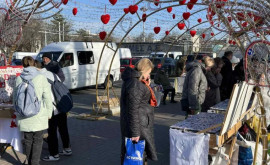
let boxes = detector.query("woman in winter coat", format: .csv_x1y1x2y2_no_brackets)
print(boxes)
120,58,157,165
13,56,53,165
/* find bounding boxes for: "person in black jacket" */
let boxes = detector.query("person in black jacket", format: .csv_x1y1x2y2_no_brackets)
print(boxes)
120,58,157,165
42,53,65,82
220,51,234,101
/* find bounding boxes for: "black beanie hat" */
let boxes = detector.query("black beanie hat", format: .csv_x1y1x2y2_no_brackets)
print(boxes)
42,52,52,60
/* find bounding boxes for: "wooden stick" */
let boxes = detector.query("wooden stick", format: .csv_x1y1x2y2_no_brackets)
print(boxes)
197,123,223,134
253,113,261,165
227,135,237,165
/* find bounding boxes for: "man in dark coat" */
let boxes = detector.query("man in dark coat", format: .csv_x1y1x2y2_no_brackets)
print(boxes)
220,51,234,101
42,53,65,82
120,67,157,164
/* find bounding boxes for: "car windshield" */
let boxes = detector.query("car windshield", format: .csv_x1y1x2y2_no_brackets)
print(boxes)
120,59,130,65
131,59,140,65
36,52,62,62
11,59,22,66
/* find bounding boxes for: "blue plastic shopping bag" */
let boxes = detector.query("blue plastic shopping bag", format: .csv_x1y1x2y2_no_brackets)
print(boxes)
238,146,253,165
123,138,145,165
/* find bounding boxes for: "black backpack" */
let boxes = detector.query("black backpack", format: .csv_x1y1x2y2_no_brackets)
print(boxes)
47,74,73,113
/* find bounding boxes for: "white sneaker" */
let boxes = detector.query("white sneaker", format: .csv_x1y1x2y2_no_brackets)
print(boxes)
59,148,72,156
42,154,60,161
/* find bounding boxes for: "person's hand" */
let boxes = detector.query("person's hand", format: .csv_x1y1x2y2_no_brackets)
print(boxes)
131,136,140,143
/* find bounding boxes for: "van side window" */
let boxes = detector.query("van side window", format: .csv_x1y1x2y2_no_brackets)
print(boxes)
60,53,74,68
77,51,94,65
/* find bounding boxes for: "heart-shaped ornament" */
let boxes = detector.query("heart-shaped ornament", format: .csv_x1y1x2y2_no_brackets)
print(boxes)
197,18,202,23
172,14,176,19
72,8,78,16
211,32,214,36
129,5,138,14
190,30,196,37
62,0,68,5
109,0,117,5
167,7,172,13
232,41,236,45
142,13,147,22
242,22,248,27
124,8,129,14
227,16,232,22
154,27,161,34
202,33,206,39
101,14,110,24
177,23,185,30
99,31,107,40
154,0,159,6
187,2,194,10
190,0,198,3
183,12,190,20
165,31,170,35
179,0,186,5
228,40,233,44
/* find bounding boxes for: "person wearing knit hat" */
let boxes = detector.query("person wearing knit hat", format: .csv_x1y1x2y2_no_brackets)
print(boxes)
42,53,65,82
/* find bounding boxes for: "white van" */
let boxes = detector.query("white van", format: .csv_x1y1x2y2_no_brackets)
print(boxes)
12,52,38,66
119,48,132,59
36,42,121,90
149,51,182,59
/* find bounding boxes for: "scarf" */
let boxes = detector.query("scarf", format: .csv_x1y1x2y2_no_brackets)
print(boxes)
141,80,157,107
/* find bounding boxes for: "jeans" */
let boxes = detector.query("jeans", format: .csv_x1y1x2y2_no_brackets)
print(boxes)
48,113,70,156
24,130,44,165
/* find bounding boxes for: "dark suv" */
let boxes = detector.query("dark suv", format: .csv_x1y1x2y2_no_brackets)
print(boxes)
149,57,176,77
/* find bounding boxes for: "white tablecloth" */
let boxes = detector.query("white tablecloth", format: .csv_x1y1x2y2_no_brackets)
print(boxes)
0,118,23,153
174,76,185,94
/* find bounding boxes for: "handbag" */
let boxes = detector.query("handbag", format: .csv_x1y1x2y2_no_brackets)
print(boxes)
123,138,145,165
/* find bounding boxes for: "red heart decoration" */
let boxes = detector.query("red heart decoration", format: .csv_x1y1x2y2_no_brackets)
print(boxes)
202,33,206,39
211,32,214,36
142,13,147,22
227,16,232,22
254,15,263,24
215,0,227,8
190,30,196,37
172,14,176,19
256,33,260,37
129,5,138,14
236,12,244,21
190,0,198,3
154,0,159,6
242,22,248,27
124,8,129,14
62,0,68,5
109,0,117,5
101,14,110,24
177,23,185,30
232,41,236,45
179,0,186,5
228,40,233,44
197,18,202,23
187,2,194,10
183,12,190,20
99,31,107,40
167,7,172,13
154,27,161,34
165,31,170,35
72,8,78,16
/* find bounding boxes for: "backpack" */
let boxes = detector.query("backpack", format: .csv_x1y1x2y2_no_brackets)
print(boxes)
15,77,41,118
48,74,73,113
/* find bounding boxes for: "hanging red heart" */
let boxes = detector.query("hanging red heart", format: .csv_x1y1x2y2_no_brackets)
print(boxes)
154,27,161,34
242,22,248,27
236,12,244,21
190,0,198,3
202,33,206,39
177,23,185,30
254,15,263,24
228,40,233,44
232,41,236,45
62,0,68,5
211,32,214,36
72,8,78,16
11,114,16,119
154,0,159,6
179,0,186,5
142,13,147,22
256,33,260,37
109,0,117,5
197,18,202,23
227,16,232,22
187,2,194,10
124,8,129,14
215,0,227,8
183,12,190,20
129,5,138,14
101,14,110,24
172,14,176,19
167,7,172,13
190,30,196,37
99,31,107,40
165,31,170,35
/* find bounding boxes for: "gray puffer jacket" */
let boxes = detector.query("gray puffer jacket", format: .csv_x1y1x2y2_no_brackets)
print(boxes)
182,61,207,110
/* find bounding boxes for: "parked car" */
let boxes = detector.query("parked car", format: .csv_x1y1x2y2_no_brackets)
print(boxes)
11,52,38,66
36,42,121,89
149,51,182,59
149,57,176,77
120,57,141,73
